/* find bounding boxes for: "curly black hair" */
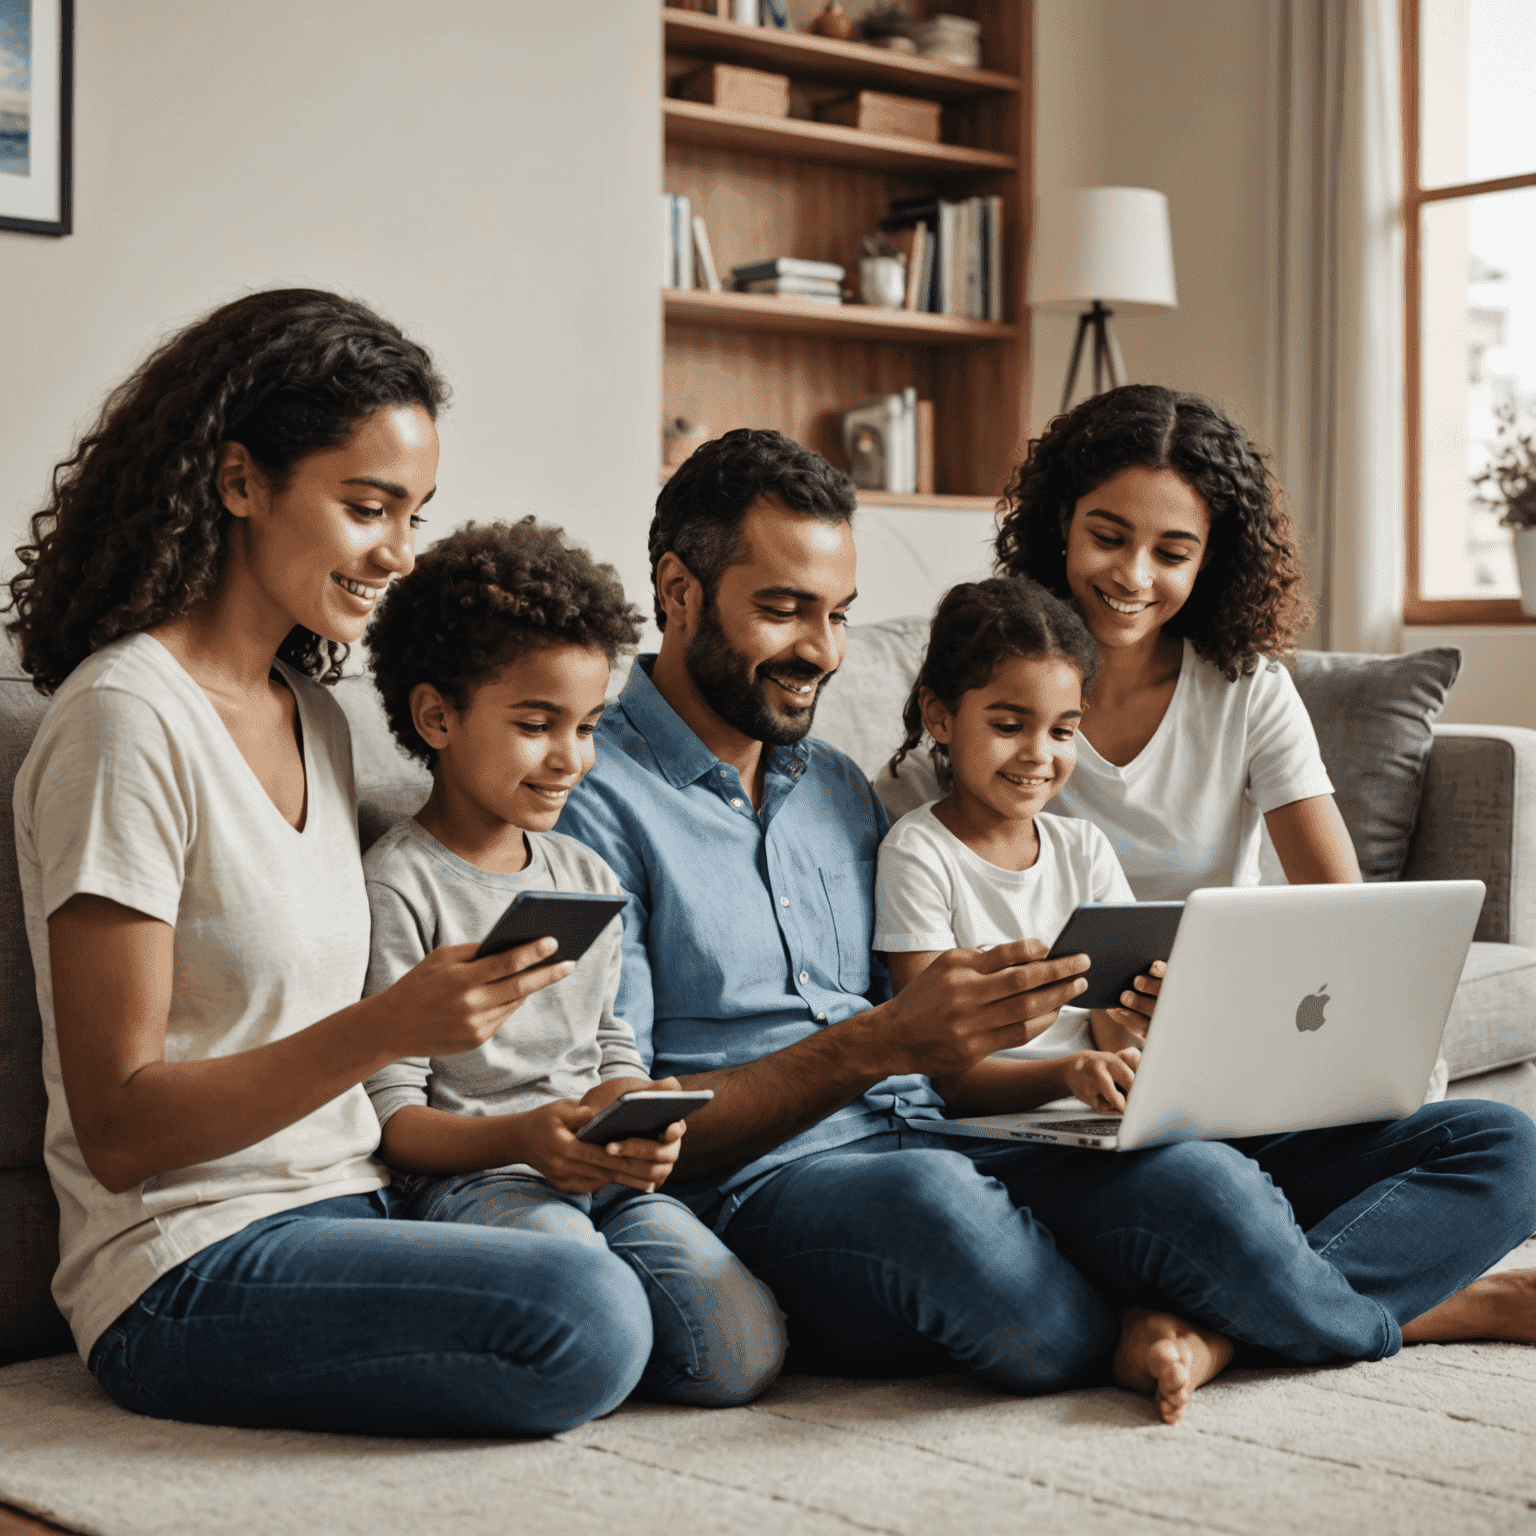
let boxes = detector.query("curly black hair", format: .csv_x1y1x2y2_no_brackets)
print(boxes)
893,576,1100,790
650,428,856,629
366,517,643,769
4,288,448,694
992,384,1312,680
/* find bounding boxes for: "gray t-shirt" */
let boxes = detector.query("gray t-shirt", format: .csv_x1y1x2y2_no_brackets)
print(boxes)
362,820,647,1177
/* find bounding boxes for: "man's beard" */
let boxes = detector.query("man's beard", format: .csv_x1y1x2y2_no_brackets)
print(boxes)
685,602,832,747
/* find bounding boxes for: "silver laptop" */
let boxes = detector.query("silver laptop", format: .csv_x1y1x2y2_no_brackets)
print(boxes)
924,880,1485,1152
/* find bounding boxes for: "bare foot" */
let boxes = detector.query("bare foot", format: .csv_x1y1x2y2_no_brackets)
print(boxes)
1112,1307,1235,1425
1401,1268,1536,1344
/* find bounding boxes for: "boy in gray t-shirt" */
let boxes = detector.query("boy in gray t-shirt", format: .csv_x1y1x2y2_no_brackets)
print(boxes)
361,519,784,1408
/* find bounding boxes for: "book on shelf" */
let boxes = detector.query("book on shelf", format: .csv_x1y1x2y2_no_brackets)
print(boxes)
662,193,695,291
881,195,1005,320
741,275,843,299
691,213,722,293
731,256,846,285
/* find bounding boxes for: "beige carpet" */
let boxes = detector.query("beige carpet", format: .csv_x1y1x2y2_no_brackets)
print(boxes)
4,1243,1534,1536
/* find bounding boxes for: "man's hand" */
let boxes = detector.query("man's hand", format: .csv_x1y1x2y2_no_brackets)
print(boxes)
508,1099,684,1194
1090,960,1165,1052
1063,1047,1141,1114
881,938,1090,1078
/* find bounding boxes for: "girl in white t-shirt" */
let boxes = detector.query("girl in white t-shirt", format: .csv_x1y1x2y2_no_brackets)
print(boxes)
9,290,662,1436
875,576,1159,1118
878,385,1352,911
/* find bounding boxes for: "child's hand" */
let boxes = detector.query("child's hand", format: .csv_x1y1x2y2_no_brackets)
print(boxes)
511,1099,685,1195
579,1075,681,1114
1063,1047,1141,1114
1089,960,1165,1052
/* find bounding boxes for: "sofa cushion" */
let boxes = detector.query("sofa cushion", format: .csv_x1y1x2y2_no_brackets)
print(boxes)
1440,941,1536,1080
811,616,930,780
0,679,50,1172
0,1164,72,1365
1291,647,1461,882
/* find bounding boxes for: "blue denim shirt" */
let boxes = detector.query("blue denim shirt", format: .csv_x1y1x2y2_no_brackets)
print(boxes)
556,656,945,1225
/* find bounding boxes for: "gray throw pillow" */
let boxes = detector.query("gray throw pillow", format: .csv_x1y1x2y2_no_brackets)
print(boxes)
1291,647,1462,882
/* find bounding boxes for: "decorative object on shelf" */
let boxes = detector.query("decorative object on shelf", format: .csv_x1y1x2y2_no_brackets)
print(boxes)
0,0,72,237
856,233,905,309
760,0,789,27
859,255,906,309
869,34,918,53
808,1,855,40
911,13,981,67
662,416,711,470
817,88,941,142
679,61,790,117
1029,186,1177,413
842,389,921,493
1472,401,1536,616
731,0,760,23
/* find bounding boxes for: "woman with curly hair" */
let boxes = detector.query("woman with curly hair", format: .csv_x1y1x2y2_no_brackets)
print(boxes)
881,385,1358,931
8,289,655,1435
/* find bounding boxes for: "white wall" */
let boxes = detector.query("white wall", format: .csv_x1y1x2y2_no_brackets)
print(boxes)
1032,0,1270,439
0,1,661,642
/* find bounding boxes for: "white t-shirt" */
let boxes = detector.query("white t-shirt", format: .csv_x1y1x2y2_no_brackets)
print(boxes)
875,642,1334,901
13,634,386,1361
873,804,1134,1059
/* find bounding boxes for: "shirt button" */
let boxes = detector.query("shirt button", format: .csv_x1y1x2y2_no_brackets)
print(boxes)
718,767,729,777
799,971,809,983
818,1012,826,1020
731,797,743,808
780,896,790,907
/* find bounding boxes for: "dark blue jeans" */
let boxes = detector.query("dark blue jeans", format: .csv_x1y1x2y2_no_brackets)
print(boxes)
88,1188,654,1436
722,1100,1536,1392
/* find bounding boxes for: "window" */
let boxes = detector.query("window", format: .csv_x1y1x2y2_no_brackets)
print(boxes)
1403,0,1536,622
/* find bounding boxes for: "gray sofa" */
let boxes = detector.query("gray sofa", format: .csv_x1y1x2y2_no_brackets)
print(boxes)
4,620,1535,1366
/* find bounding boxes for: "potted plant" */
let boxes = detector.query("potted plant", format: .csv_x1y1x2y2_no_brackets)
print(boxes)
1473,401,1536,615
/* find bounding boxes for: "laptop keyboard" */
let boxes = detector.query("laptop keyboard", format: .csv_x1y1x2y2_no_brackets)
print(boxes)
1036,1117,1121,1134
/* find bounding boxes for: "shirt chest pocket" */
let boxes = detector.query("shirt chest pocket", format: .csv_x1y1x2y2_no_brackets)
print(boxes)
819,860,876,994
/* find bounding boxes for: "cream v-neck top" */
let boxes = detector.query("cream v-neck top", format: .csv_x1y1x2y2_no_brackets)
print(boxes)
14,633,385,1361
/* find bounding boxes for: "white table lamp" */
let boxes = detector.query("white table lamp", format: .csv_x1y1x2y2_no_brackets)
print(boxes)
1028,187,1177,412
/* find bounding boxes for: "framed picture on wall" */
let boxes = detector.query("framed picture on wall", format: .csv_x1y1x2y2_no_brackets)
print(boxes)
0,0,72,236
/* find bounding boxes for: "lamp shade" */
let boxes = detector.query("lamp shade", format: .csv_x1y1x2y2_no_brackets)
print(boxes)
1028,187,1177,315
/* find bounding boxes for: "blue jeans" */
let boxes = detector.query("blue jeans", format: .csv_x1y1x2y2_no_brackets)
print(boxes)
89,1188,653,1436
721,1100,1536,1391
407,1172,786,1406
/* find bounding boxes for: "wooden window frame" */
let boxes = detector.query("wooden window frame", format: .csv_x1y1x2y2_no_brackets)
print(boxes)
1401,0,1536,625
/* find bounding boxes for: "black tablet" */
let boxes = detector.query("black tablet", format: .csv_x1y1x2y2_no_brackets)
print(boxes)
1045,901,1185,1011
474,890,627,966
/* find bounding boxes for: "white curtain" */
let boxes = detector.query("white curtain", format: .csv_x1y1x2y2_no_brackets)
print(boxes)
1263,0,1404,653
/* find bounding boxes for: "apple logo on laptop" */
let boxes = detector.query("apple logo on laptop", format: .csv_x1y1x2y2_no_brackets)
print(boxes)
1295,984,1330,1033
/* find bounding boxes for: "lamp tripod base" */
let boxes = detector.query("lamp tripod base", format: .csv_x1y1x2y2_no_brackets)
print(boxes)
1059,301,1127,415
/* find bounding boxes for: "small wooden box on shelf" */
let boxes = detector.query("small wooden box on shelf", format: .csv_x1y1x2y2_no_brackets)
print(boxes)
661,2,1032,507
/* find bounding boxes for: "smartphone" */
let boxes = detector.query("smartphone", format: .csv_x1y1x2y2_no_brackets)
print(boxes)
474,890,627,966
1045,901,1185,1011
576,1089,716,1144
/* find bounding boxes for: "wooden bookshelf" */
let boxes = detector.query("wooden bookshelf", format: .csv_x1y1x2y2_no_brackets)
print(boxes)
661,1,1033,501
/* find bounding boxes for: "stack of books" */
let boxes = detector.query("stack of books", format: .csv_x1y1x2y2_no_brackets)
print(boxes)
731,257,845,305
662,194,722,292
881,195,1004,320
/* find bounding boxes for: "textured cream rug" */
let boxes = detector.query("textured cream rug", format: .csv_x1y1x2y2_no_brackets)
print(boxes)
4,1242,1534,1536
